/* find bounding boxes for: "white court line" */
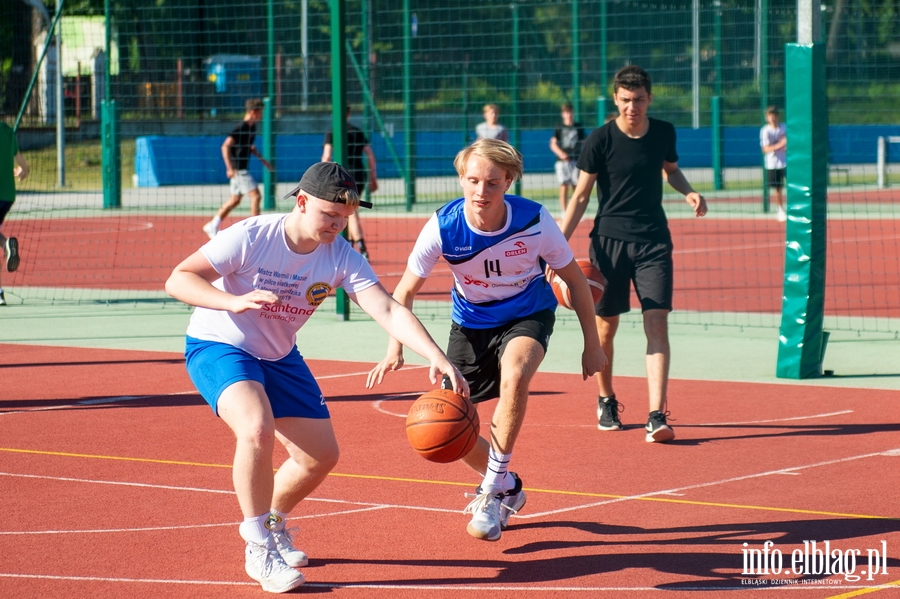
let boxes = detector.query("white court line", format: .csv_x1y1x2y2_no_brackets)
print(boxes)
0,369,406,415
0,573,888,592
0,573,256,587
674,233,900,255
519,449,900,521
691,409,854,426
448,409,856,429
0,471,459,538
373,389,429,417
0,391,198,416
25,222,156,237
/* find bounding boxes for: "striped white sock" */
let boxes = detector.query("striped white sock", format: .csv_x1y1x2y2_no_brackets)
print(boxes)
481,448,513,495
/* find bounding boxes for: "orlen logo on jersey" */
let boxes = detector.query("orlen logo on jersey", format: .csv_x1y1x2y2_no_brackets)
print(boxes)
505,241,528,257
463,274,489,288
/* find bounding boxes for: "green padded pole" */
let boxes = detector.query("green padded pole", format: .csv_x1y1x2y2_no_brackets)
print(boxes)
711,96,722,190
262,97,275,210
330,0,350,321
101,100,121,209
776,43,828,379
102,0,120,209
262,0,275,211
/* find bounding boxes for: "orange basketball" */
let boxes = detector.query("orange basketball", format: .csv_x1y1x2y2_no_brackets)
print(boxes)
406,389,480,463
546,259,606,310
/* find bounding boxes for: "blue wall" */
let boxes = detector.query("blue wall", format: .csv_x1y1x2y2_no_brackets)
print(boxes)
135,125,900,187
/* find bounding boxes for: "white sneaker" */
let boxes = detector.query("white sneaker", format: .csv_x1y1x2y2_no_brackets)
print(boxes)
271,528,308,568
464,489,503,541
244,541,305,593
202,222,217,239
776,207,787,222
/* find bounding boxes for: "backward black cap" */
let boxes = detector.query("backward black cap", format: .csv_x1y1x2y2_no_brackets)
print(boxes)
282,162,372,209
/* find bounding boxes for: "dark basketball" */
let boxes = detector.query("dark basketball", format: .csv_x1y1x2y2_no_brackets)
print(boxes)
405,389,480,463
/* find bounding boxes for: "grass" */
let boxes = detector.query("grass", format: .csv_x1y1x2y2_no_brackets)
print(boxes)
14,137,884,196
17,139,136,192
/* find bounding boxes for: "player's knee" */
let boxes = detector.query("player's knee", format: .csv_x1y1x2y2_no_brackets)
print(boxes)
236,420,276,450
302,444,339,475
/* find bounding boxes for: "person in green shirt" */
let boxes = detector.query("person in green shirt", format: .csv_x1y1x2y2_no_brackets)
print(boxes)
0,122,30,306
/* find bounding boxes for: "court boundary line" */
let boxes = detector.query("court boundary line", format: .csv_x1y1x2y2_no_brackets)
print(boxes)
2,443,898,521
1,572,898,593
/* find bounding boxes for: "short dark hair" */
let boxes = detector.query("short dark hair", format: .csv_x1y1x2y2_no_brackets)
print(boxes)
561,102,574,112
245,98,264,112
613,65,652,96
766,105,780,115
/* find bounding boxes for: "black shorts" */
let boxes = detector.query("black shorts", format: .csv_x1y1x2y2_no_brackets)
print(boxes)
441,309,555,404
589,236,673,317
766,168,786,189
0,201,13,226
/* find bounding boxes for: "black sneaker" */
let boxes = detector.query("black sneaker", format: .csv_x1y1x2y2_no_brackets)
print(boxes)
0,290,6,306
597,395,623,431
646,410,675,443
5,237,19,272
499,472,527,531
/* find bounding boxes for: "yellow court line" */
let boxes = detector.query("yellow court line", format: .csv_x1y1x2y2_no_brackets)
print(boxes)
2,446,897,521
0,447,232,469
826,579,900,598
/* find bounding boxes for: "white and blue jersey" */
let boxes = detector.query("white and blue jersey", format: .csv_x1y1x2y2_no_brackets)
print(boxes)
407,195,575,328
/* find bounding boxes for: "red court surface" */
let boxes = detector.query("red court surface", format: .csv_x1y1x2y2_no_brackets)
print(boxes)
3,214,898,318
2,344,900,597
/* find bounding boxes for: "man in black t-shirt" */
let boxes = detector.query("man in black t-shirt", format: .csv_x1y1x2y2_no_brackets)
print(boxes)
559,66,708,444
203,99,274,239
322,108,379,260
549,102,585,213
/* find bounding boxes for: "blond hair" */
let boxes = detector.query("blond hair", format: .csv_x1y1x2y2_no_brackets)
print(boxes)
334,187,360,208
454,138,523,182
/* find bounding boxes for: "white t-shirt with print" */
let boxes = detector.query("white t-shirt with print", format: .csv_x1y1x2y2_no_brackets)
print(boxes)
760,123,787,170
186,214,378,360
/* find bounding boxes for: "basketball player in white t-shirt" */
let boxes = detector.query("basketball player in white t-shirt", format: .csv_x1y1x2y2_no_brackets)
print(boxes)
166,162,467,593
367,139,607,542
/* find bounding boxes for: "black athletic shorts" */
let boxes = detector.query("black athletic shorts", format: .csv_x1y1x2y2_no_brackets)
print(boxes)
441,309,555,404
0,201,13,225
589,235,673,317
766,168,786,189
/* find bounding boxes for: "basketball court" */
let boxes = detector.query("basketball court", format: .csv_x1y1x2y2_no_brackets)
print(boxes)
2,280,900,597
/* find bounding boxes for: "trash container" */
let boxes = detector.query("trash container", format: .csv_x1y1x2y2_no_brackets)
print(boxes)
204,54,262,115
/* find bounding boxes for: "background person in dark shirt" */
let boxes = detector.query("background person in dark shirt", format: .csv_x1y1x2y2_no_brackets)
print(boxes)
549,102,586,213
203,98,274,239
322,108,379,260
559,65,707,444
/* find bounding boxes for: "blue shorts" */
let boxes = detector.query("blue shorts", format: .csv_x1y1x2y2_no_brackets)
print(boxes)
185,337,329,419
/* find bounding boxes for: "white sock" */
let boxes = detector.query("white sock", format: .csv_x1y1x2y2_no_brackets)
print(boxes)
481,448,513,495
239,514,271,545
266,509,289,532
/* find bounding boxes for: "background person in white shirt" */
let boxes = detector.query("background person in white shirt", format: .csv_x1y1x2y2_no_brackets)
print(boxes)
760,106,787,222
